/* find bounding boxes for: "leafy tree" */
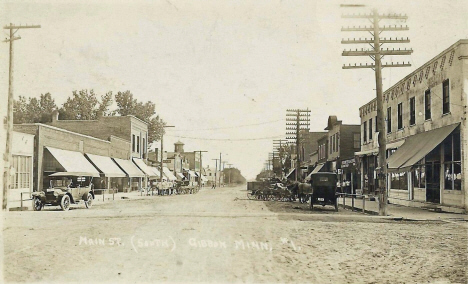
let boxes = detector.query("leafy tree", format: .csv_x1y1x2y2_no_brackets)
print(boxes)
59,89,113,120
114,90,165,143
13,93,57,123
13,96,28,124
223,168,246,184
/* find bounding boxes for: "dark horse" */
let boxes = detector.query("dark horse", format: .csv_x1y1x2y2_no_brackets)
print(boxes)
287,181,312,203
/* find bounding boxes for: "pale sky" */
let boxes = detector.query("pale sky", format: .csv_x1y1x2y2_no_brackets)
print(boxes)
1,0,467,180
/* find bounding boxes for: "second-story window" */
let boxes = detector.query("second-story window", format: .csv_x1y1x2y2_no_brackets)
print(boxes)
443,79,450,114
387,107,392,133
363,121,367,143
397,103,403,130
368,118,373,141
409,97,416,125
137,135,140,153
337,133,340,152
132,134,136,152
425,89,431,120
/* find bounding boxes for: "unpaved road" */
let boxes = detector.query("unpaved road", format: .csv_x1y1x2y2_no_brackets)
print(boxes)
2,185,467,283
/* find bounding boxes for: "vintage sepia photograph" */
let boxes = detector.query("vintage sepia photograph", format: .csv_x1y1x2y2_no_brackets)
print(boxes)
1,0,467,283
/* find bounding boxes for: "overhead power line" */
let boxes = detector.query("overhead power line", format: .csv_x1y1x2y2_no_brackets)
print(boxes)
166,134,285,141
169,119,285,132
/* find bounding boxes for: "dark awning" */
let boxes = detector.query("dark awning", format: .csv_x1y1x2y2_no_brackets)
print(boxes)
387,123,459,172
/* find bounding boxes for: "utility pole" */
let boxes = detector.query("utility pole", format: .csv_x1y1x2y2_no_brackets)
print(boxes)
341,7,411,216
222,161,227,186
286,109,310,182
194,151,207,190
273,139,287,179
160,125,175,187
3,23,41,210
227,163,233,185
219,153,223,186
212,158,219,187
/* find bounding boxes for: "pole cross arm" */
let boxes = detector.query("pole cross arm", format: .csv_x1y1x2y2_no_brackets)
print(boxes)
4,24,41,29
342,50,413,56
342,26,409,32
3,36,21,42
342,14,407,20
342,38,410,44
343,62,411,69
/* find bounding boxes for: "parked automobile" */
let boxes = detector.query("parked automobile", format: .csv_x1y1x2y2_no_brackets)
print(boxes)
32,173,95,211
309,172,339,211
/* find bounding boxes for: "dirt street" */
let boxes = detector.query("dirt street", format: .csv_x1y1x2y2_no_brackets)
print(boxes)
2,185,467,283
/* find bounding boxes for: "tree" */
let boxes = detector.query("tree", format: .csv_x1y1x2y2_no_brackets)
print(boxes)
13,93,57,123
59,89,113,120
223,168,246,184
114,90,165,143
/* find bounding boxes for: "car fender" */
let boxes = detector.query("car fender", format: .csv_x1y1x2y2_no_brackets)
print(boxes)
63,192,75,203
31,191,46,202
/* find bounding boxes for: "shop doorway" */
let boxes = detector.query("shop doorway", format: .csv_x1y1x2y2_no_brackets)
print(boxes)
425,162,440,203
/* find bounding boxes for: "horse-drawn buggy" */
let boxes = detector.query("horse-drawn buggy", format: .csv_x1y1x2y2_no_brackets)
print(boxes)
247,178,294,201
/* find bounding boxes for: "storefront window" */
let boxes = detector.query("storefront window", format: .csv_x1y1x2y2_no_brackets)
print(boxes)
391,172,408,190
10,156,32,189
443,132,461,190
444,163,452,190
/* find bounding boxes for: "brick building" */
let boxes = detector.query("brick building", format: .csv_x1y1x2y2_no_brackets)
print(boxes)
318,116,360,192
14,123,133,192
357,39,468,212
47,111,149,159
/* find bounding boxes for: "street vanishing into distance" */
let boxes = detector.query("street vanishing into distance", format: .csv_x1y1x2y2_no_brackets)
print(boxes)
3,186,467,283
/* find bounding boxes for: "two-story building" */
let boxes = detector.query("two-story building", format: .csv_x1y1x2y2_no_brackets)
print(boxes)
323,116,361,193
357,39,468,212
45,111,149,189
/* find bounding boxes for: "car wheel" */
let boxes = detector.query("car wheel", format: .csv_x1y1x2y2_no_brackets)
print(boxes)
60,195,70,211
32,197,43,211
85,193,93,209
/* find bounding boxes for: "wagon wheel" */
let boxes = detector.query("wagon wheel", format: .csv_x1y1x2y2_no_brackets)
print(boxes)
60,195,71,211
32,197,43,211
309,195,314,211
334,198,339,212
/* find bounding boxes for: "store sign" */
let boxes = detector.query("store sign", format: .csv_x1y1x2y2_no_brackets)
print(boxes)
341,158,355,168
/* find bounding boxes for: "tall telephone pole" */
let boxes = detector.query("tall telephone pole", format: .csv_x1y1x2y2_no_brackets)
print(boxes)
3,23,41,210
194,151,207,190
227,163,233,185
212,158,219,187
341,7,412,216
286,109,310,182
273,139,287,179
